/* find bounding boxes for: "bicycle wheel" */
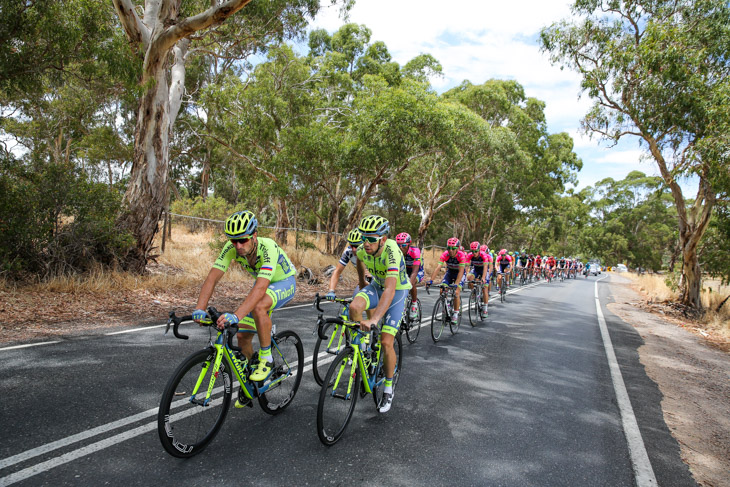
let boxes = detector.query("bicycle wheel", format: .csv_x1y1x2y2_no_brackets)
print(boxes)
405,298,421,343
500,282,506,303
450,297,462,334
158,348,232,458
468,288,478,327
317,347,360,446
431,298,446,342
258,330,304,415
373,331,403,409
312,321,348,386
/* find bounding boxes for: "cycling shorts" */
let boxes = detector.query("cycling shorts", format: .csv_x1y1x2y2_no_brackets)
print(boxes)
407,266,425,283
352,284,408,337
442,269,466,289
469,266,485,280
238,275,296,330
498,263,510,273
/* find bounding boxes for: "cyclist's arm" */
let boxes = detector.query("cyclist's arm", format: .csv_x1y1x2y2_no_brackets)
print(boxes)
409,265,419,284
195,267,225,311
327,262,347,293
455,265,466,284
355,257,368,290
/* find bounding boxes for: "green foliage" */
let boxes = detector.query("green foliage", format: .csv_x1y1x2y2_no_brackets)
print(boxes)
700,203,730,285
0,158,133,279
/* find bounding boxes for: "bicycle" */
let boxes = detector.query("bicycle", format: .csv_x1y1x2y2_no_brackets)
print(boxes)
316,318,402,445
467,279,488,326
559,268,565,282
312,294,354,386
426,282,462,341
401,293,422,343
158,308,304,458
497,271,508,302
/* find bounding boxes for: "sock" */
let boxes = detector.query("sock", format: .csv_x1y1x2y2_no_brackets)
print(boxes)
259,345,272,363
384,378,393,394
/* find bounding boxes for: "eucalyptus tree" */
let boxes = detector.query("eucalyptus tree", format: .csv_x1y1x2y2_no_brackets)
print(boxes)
541,0,730,309
112,0,349,271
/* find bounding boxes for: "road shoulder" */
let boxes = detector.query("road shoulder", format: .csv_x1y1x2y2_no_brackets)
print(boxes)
606,274,730,487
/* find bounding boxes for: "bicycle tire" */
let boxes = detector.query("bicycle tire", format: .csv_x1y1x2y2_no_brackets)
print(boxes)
405,298,421,343
431,298,446,342
312,321,348,386
317,346,360,446
468,288,478,327
373,331,403,409
500,282,506,303
157,348,232,458
258,330,304,415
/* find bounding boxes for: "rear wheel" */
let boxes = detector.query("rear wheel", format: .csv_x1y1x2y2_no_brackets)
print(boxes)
431,298,446,342
405,298,421,343
157,348,232,458
317,347,360,446
258,330,303,415
373,332,403,409
468,288,479,327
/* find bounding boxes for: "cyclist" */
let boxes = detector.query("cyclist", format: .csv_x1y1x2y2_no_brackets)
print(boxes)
546,255,557,279
427,237,467,324
348,215,411,414
558,256,567,279
465,241,492,318
534,254,542,280
326,229,369,299
193,210,297,397
516,251,530,283
495,249,512,292
396,232,423,320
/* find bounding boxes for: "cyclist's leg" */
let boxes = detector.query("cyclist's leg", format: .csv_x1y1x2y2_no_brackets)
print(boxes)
379,289,407,380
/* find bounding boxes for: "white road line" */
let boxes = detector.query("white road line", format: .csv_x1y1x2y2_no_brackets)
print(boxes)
0,341,61,351
594,276,657,487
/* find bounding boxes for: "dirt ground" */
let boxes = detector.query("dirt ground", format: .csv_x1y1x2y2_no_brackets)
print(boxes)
0,273,728,486
607,274,730,487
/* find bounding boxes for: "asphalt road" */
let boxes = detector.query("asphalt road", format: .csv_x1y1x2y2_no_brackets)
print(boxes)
0,274,697,486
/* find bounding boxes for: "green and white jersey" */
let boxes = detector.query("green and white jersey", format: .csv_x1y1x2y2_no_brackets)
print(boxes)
356,239,412,291
213,237,296,282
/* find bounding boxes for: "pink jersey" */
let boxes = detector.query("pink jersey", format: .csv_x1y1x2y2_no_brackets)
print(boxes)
496,254,512,265
439,250,468,271
466,250,492,267
404,246,421,269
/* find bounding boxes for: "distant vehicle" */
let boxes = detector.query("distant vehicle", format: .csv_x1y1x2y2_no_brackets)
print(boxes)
616,264,628,273
588,259,602,275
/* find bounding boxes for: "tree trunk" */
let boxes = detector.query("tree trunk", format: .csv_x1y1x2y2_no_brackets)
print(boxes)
117,60,170,272
275,197,290,243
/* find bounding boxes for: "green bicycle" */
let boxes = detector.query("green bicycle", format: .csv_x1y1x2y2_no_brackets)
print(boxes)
157,308,304,458
316,317,402,446
312,293,355,386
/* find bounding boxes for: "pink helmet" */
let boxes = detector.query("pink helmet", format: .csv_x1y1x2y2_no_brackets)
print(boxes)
499,249,507,255
480,244,488,252
395,232,411,245
470,241,480,251
447,237,460,247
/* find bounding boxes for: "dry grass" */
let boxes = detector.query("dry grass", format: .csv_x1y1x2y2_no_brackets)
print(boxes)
623,272,730,345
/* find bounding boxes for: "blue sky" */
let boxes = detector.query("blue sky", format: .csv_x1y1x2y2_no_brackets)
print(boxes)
310,0,695,194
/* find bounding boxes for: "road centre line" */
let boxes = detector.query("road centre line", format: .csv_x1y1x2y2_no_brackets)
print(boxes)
594,276,657,487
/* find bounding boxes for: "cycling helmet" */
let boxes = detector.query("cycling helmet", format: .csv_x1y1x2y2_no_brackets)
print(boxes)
470,241,480,251
224,210,257,238
395,232,411,245
480,244,488,252
347,228,363,246
499,249,507,255
536,254,541,258
358,215,390,236
447,237,460,247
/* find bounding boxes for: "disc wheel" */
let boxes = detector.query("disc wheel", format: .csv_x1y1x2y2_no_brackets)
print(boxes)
373,332,403,409
317,347,360,446
431,298,446,342
312,321,349,386
157,348,232,458
258,330,304,415
405,298,421,343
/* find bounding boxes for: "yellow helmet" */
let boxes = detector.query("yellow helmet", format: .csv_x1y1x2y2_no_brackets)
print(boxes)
224,211,257,238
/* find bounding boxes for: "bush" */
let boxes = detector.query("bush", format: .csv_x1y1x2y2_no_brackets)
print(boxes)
170,196,240,232
0,159,134,280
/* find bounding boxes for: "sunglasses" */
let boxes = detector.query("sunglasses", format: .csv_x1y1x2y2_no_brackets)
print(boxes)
230,236,252,244
399,243,409,248
447,246,459,250
362,235,381,243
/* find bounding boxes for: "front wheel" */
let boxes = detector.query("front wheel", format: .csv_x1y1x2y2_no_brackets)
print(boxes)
313,321,348,386
258,330,304,415
431,298,446,342
468,288,479,327
405,298,421,344
317,347,360,446
157,348,232,458
373,331,403,409
450,297,462,334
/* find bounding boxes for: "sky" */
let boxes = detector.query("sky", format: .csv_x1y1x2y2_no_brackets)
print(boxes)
308,0,684,194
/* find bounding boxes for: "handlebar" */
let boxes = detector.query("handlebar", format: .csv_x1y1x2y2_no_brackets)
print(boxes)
166,307,242,352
